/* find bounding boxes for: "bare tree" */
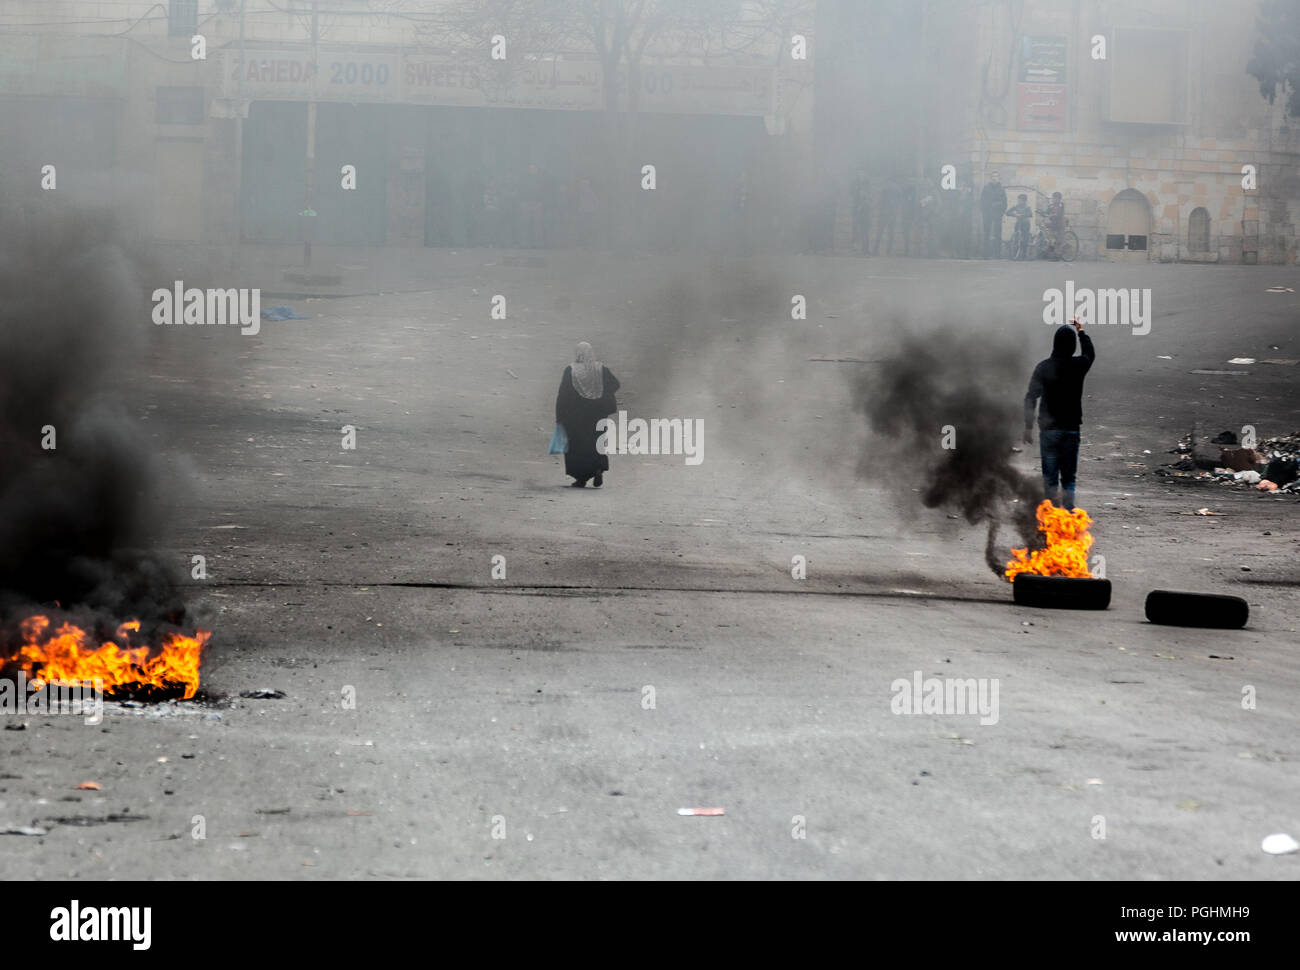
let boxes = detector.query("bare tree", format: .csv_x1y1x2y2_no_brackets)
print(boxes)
409,0,806,110
409,0,808,239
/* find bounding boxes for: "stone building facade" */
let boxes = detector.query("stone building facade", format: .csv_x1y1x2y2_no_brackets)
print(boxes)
0,0,815,247
962,0,1300,263
817,0,1300,263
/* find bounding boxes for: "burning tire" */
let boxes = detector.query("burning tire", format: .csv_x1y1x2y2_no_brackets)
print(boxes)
1012,574,1112,610
1144,590,1248,629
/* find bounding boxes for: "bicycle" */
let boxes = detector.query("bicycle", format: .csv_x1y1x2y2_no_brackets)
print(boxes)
1032,211,1079,262
1006,217,1032,260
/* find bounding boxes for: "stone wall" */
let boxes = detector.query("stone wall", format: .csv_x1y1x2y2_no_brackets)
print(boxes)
958,0,1300,264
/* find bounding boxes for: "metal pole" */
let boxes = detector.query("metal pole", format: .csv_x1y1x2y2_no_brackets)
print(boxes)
232,0,246,271
305,0,318,266
918,0,927,184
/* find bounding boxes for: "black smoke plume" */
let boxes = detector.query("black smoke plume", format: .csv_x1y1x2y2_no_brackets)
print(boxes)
0,209,185,638
850,326,1045,577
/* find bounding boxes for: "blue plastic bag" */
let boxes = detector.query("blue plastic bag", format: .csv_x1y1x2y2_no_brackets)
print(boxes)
259,305,310,320
548,423,568,454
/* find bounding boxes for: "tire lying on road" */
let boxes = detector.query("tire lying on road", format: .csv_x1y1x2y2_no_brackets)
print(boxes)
1144,590,1248,629
1012,575,1112,610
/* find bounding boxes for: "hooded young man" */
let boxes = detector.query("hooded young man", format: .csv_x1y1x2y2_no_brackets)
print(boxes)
1023,318,1095,510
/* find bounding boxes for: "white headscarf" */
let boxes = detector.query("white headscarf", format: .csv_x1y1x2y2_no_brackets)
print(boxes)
570,341,604,399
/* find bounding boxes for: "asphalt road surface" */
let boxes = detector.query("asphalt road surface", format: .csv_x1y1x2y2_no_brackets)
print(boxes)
2,252,1297,879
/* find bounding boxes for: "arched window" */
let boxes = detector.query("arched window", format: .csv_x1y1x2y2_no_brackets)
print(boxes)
1188,207,1210,254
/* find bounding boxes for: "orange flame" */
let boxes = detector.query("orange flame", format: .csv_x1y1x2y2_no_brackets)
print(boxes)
1004,500,1094,582
4,615,209,700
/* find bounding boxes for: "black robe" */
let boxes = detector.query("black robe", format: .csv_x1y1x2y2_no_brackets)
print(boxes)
556,365,620,481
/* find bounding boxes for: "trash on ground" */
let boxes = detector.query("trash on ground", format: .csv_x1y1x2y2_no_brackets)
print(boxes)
240,689,286,699
1,825,48,836
1227,357,1256,364
74,781,101,790
1156,429,1300,494
1265,456,1299,485
677,807,725,816
1221,448,1260,471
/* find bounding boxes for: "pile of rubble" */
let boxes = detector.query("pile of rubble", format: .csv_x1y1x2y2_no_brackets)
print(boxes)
1156,429,1300,494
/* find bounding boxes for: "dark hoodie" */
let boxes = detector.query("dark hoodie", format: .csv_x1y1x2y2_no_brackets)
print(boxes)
980,180,1007,215
1024,326,1095,431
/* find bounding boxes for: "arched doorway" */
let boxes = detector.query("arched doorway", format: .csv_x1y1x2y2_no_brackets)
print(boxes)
1105,189,1152,262
1188,206,1211,254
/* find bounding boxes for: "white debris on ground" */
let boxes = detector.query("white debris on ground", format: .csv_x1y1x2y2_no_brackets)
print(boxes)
1262,833,1299,855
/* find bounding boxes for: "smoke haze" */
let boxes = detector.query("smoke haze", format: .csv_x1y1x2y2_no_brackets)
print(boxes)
0,210,184,633
849,325,1045,576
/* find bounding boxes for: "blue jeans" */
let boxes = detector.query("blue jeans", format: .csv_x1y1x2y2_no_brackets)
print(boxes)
1040,429,1080,509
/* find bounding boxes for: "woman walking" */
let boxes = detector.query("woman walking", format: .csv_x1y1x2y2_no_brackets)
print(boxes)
555,342,620,487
